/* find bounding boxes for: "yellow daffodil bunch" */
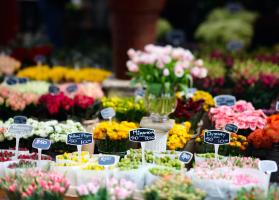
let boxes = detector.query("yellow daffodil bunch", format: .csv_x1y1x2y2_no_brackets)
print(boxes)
72,152,88,156
57,153,89,163
53,163,82,166
93,121,137,140
167,122,192,150
192,90,215,112
80,164,115,170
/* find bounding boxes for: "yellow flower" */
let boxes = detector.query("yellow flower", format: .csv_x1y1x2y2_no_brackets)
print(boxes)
192,90,215,112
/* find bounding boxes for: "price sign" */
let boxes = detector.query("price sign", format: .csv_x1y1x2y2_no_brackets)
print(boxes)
226,2,243,13
135,88,146,97
259,160,277,173
129,128,156,142
188,88,197,95
101,108,116,119
178,151,193,164
204,130,230,145
5,77,17,86
32,138,51,150
166,29,185,45
97,156,116,166
35,55,46,63
66,84,78,93
214,95,236,107
66,132,93,145
226,41,244,51
48,85,60,94
224,123,238,133
7,124,33,135
14,116,27,124
18,77,28,84
276,101,279,111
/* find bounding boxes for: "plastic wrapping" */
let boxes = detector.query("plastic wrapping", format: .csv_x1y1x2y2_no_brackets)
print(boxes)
154,150,181,160
52,165,80,187
76,168,115,186
70,151,90,160
0,161,16,178
194,153,228,162
4,160,38,176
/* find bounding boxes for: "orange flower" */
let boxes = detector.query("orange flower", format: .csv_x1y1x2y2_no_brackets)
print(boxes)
243,142,248,146
195,138,201,143
229,142,235,147
241,145,246,151
201,132,204,137
232,133,238,138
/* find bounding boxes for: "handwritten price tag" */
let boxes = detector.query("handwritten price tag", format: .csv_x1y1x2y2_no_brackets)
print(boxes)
14,116,27,124
66,84,78,93
48,85,60,94
5,77,17,86
7,124,33,135
214,95,236,107
97,156,116,166
129,128,156,142
224,123,238,133
32,138,51,150
204,130,230,145
179,151,193,164
18,77,28,84
101,108,116,119
66,132,93,145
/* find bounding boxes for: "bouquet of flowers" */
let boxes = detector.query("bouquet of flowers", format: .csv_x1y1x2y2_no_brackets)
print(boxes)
192,90,215,112
234,186,279,200
248,113,279,149
167,122,192,150
1,169,70,200
93,121,137,155
0,150,14,162
102,97,147,123
127,44,207,122
77,177,136,200
144,176,206,200
7,160,37,169
73,94,97,119
18,153,52,160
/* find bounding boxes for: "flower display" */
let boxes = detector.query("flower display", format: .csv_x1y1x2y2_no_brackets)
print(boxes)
17,66,111,83
0,56,21,76
1,169,70,200
192,90,215,112
57,153,89,163
8,160,37,169
9,147,28,151
144,176,206,200
12,81,50,96
248,113,279,149
234,186,279,200
53,163,82,167
93,121,137,154
167,122,192,150
18,153,52,160
102,97,147,123
77,177,136,200
195,170,233,180
209,100,267,131
0,151,14,158
80,164,115,170
232,174,260,186
196,129,248,156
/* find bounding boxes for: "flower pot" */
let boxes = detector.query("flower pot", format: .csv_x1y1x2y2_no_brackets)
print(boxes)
107,0,166,79
145,93,177,123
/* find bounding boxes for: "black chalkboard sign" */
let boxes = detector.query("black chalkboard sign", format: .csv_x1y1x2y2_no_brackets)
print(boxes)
226,2,243,13
35,55,46,63
204,130,230,145
5,77,17,86
226,41,244,51
66,84,78,93
135,88,146,97
224,123,238,133
32,138,51,150
48,85,60,94
101,108,116,119
214,95,236,107
179,151,193,164
18,77,28,84
66,132,93,145
14,116,27,124
97,156,116,166
129,128,156,142
276,101,279,111
166,29,185,45
7,124,33,135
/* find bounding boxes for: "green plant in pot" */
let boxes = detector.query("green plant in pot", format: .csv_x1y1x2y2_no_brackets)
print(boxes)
126,44,207,123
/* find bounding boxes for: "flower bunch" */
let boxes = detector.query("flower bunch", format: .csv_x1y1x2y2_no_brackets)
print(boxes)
18,153,52,160
12,81,50,96
234,186,279,200
57,153,89,163
93,121,137,141
65,68,111,83
144,176,206,200
195,169,232,180
8,160,37,169
77,178,136,200
209,101,267,130
232,174,260,186
0,157,12,162
174,98,204,119
167,122,192,150
39,92,74,115
1,169,70,200
194,157,260,171
0,151,14,158
192,90,215,112
248,114,279,149
53,163,82,167
102,97,147,123
80,164,115,170
74,94,94,109
9,147,28,151
0,56,21,75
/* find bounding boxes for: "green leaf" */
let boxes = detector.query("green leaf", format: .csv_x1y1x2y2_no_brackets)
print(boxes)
126,72,140,78
185,74,193,87
129,77,140,86
146,82,163,97
163,82,171,94
178,83,188,98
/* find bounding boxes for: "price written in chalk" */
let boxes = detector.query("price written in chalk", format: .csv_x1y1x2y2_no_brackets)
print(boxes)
7,124,33,135
97,156,116,166
66,132,93,145
179,151,193,164
14,116,27,124
32,138,51,150
224,123,238,133
48,85,60,94
204,130,230,145
101,107,116,119
66,84,78,93
214,95,236,107
129,128,156,142
5,77,17,86
18,77,28,84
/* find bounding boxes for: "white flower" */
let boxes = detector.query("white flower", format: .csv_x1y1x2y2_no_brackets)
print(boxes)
194,59,203,67
190,66,200,77
50,139,54,143
199,68,208,78
4,132,11,138
54,136,60,142
174,65,184,78
7,136,13,140
55,126,62,133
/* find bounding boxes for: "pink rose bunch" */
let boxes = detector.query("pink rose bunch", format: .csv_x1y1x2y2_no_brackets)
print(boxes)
209,100,267,130
195,169,232,180
2,169,70,199
232,174,260,186
109,178,137,200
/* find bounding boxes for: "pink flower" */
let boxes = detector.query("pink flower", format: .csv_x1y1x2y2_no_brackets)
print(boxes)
249,123,257,130
126,61,139,73
127,48,136,59
190,66,200,77
194,59,203,67
174,65,184,77
163,68,170,76
144,44,155,53
198,68,207,78
156,60,165,69
77,185,89,196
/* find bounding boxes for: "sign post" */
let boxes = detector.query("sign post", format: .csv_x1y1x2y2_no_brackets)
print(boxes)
97,156,116,188
178,151,193,180
214,95,236,107
7,124,34,159
101,108,116,125
66,132,93,164
204,130,230,162
32,138,51,168
259,160,278,196
14,116,27,124
129,128,155,166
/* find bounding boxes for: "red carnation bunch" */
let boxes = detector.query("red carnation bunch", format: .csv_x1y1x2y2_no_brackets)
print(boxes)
39,92,74,115
18,153,51,160
74,94,94,109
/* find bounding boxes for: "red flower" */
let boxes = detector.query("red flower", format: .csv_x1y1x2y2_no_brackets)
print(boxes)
74,95,94,109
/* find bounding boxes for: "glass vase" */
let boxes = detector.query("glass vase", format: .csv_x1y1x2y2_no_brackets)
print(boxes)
144,92,177,123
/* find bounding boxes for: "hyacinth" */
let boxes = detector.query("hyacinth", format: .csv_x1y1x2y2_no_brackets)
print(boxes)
209,100,267,130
